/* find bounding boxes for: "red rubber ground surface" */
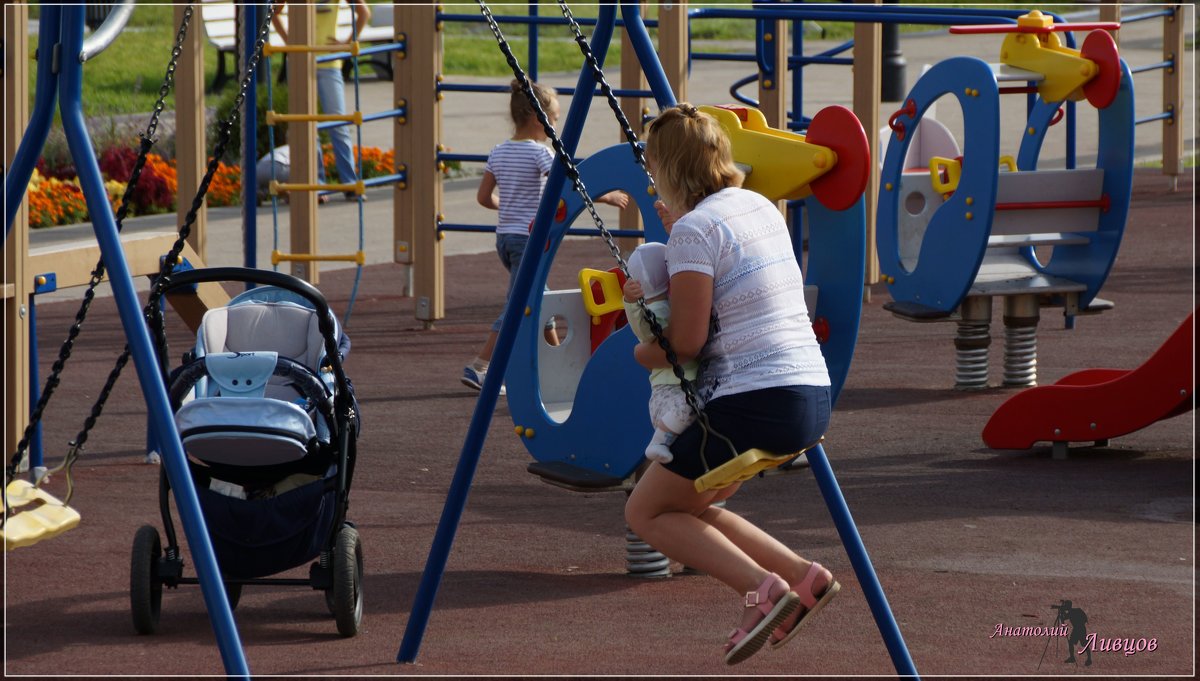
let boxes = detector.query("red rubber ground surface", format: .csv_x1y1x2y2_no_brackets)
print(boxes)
5,170,1194,676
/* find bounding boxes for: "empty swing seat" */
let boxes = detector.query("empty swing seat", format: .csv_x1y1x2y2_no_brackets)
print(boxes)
3,480,82,550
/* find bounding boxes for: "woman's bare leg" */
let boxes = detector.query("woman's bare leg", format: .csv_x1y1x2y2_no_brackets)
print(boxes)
626,463,798,632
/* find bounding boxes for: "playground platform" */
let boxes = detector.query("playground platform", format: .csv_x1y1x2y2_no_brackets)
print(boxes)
4,166,1193,676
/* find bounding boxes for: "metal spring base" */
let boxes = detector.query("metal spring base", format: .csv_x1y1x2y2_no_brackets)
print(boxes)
1003,324,1038,386
954,321,991,390
625,527,671,578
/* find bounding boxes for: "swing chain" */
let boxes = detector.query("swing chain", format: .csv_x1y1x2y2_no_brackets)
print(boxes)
4,3,280,488
146,5,195,145
477,2,729,467
554,1,655,192
4,5,197,485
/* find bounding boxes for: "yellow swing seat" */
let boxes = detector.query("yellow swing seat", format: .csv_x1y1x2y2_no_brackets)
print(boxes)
3,479,81,551
694,446,812,493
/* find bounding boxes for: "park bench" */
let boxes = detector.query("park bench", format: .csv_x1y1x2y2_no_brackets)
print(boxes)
200,0,395,91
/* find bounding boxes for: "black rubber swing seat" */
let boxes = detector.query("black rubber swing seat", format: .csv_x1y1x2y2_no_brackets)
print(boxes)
526,461,633,493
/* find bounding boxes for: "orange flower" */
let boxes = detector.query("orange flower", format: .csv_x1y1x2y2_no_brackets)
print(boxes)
206,161,243,207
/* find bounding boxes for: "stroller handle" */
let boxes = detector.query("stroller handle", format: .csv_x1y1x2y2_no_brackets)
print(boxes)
150,267,352,418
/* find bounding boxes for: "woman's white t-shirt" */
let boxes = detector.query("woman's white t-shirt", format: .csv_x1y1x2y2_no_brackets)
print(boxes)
666,187,830,401
484,139,555,235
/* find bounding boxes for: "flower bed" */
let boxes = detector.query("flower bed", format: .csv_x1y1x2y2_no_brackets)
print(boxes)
27,143,396,229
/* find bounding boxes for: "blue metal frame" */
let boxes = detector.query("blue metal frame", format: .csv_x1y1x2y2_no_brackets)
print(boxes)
26,274,58,474
242,4,262,277
400,4,916,676
4,7,249,677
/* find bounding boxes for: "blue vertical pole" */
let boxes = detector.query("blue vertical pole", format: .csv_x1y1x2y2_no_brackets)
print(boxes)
1065,100,1076,170
55,8,250,677
5,5,61,238
27,291,43,474
528,2,538,83
807,445,919,678
242,4,260,279
791,17,803,131
396,5,619,664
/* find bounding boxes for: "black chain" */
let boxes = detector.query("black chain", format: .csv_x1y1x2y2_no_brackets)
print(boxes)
5,6,195,485
476,2,735,469
5,3,280,488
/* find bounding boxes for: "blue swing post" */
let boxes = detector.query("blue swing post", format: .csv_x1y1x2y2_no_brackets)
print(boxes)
4,7,249,677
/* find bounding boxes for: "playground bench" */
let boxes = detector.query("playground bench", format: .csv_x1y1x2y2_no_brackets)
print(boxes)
200,0,395,91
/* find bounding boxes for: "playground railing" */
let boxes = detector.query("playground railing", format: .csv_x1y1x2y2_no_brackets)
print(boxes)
1106,5,1187,187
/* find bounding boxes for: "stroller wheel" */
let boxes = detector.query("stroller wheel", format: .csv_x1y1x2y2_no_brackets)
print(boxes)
130,525,163,635
331,524,364,637
225,582,243,610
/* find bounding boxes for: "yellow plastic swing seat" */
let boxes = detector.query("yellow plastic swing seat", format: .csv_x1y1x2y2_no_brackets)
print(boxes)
3,480,81,551
694,447,811,493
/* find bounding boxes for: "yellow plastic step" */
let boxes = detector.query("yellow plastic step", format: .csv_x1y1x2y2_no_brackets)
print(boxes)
271,250,366,265
270,180,365,196
264,41,360,57
3,480,81,551
694,448,808,493
266,110,363,126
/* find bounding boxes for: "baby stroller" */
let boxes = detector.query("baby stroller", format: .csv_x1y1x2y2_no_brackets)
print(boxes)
130,268,362,637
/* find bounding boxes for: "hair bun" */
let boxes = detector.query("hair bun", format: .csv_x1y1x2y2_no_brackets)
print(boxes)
678,103,699,117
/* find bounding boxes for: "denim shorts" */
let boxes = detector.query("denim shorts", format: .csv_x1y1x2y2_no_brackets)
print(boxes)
492,232,530,332
664,384,831,481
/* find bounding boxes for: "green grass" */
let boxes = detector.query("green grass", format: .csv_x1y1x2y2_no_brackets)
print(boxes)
28,4,223,118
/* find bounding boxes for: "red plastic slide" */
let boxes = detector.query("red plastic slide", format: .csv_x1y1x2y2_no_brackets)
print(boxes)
983,311,1195,450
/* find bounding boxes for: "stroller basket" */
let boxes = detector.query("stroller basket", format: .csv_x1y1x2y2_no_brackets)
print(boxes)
194,474,337,580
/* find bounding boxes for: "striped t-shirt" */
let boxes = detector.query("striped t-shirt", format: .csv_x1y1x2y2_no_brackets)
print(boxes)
484,139,555,235
666,187,830,401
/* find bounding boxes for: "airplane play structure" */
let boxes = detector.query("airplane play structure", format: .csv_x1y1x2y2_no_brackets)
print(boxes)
876,10,1134,390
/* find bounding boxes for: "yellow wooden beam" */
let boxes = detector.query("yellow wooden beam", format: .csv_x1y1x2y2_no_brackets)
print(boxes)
26,233,228,334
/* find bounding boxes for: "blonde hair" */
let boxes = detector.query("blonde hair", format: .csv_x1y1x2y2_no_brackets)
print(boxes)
645,103,743,212
509,79,558,128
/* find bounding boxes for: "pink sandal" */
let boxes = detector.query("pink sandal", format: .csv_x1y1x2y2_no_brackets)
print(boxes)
769,561,840,650
723,572,801,665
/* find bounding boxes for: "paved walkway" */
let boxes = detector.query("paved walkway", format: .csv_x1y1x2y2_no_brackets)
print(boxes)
29,8,1193,304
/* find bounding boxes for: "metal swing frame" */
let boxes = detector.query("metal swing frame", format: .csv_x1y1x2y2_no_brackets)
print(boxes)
397,4,918,677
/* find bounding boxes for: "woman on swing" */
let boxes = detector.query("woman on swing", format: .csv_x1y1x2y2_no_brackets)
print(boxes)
625,103,839,665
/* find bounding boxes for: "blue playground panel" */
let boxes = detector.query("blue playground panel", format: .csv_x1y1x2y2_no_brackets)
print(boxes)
876,56,1134,316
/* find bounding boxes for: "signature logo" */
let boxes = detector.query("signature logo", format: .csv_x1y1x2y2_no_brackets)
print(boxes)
989,599,1159,670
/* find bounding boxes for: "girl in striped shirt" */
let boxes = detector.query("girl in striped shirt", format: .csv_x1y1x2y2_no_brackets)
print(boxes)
462,80,628,392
